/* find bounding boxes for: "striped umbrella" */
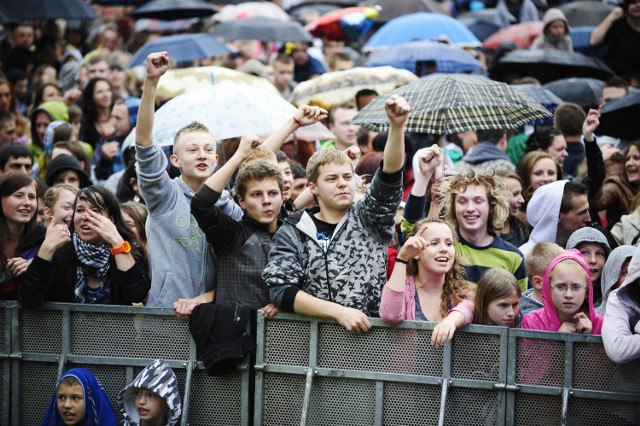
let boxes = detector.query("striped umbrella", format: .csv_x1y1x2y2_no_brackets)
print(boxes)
366,40,482,74
351,73,552,134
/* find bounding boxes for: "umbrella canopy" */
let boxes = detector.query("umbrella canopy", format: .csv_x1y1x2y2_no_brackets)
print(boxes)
127,33,232,68
214,2,291,21
134,18,199,33
155,65,280,100
0,0,98,22
364,13,481,51
490,49,614,84
289,66,418,109
483,21,544,50
559,1,615,28
542,77,604,110
366,40,482,74
599,92,640,141
511,83,563,126
457,9,501,42
129,0,217,20
212,17,313,42
125,85,333,148
305,7,377,41
351,73,552,134
360,0,447,23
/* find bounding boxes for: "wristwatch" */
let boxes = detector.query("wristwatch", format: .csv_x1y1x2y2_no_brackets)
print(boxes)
110,241,131,255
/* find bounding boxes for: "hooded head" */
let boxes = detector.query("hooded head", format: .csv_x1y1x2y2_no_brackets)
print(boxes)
565,227,611,283
598,245,636,314
30,101,69,148
41,368,116,426
542,8,570,37
521,180,568,256
540,248,601,332
615,244,640,312
118,359,182,426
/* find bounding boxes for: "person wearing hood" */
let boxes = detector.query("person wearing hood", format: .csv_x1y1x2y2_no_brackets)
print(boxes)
41,367,117,426
531,8,573,51
598,245,636,315
522,249,604,334
602,244,640,363
29,101,69,166
519,180,591,257
566,227,612,307
118,359,182,426
455,129,515,175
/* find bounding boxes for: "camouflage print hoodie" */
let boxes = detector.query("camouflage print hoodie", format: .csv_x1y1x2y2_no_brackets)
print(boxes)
264,168,402,317
118,359,182,426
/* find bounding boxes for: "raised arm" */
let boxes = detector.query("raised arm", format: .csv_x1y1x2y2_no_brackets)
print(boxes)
262,105,328,153
382,95,411,173
203,134,260,192
590,7,623,46
136,51,170,148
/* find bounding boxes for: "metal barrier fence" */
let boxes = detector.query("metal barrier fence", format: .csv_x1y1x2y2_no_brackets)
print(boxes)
253,314,640,426
1,302,639,425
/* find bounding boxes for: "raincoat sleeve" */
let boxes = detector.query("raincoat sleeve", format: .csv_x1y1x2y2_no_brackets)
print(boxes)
581,140,605,199
602,290,640,363
263,224,305,311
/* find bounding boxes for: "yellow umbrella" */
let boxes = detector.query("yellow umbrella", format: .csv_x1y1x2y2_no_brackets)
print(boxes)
289,66,419,110
156,65,280,100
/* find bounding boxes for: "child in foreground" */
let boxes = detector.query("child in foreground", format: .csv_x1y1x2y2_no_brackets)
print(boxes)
41,368,116,426
521,249,603,334
474,268,521,327
118,359,182,426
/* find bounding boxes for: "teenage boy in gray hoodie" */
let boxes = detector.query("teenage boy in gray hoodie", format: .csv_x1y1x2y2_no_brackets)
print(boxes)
118,359,182,426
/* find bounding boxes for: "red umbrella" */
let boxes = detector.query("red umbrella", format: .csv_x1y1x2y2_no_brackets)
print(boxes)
305,6,369,41
483,21,544,50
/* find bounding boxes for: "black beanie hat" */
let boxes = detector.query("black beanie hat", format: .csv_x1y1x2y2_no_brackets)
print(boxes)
45,154,90,188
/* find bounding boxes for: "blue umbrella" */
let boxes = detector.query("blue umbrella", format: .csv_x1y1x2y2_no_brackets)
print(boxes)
363,12,481,51
366,40,482,74
127,33,232,68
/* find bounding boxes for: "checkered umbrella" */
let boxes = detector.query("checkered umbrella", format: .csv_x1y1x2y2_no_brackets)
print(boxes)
351,73,552,134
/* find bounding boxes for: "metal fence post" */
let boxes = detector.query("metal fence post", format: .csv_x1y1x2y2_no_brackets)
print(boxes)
299,319,319,426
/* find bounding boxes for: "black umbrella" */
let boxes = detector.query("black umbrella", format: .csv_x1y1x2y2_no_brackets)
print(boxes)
559,1,615,28
360,0,446,23
457,10,501,41
211,17,313,42
0,0,98,22
490,49,614,84
599,91,640,141
542,77,603,110
129,0,217,20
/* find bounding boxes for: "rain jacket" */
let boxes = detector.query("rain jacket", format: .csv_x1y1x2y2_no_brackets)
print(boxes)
611,212,640,246
597,245,636,315
264,168,402,317
530,8,573,52
29,101,69,161
118,359,182,426
379,275,474,324
521,249,604,334
602,244,640,363
41,368,117,426
519,180,568,257
455,141,515,174
136,142,243,308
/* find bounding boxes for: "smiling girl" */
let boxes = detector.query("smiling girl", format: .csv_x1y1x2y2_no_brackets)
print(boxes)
380,218,475,346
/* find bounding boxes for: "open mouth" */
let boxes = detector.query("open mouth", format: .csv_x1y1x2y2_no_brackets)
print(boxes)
17,208,32,215
435,256,449,265
196,163,209,171
463,215,479,222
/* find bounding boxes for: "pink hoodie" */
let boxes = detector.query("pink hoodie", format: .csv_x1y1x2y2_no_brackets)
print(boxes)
521,249,604,334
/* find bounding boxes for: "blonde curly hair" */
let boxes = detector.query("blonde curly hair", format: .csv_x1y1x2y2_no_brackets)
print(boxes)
438,169,511,235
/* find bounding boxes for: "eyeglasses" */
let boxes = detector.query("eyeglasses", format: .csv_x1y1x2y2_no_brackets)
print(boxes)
551,284,587,293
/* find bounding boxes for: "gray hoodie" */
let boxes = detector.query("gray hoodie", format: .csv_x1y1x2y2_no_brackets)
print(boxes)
598,245,636,314
136,143,243,307
566,227,612,307
520,180,568,257
520,288,544,316
118,359,182,426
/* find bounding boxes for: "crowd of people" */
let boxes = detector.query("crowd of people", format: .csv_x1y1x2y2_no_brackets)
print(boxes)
0,0,640,423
